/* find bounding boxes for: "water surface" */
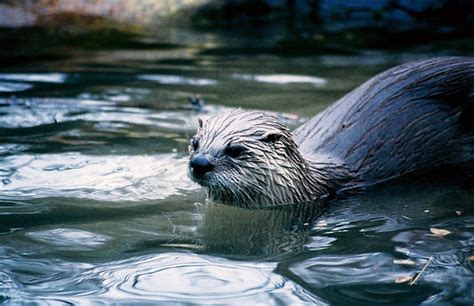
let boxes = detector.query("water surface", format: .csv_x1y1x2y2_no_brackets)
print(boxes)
0,28,473,305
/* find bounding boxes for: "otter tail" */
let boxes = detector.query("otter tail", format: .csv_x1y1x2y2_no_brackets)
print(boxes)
295,57,474,186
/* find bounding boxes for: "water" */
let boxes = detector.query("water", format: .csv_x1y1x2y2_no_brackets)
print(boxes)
0,27,473,305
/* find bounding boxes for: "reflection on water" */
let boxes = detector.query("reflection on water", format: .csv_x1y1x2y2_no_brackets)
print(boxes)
27,228,112,249
198,202,326,259
0,248,323,304
1,153,191,201
0,73,67,83
138,74,218,86
232,73,327,86
0,82,33,92
0,31,473,304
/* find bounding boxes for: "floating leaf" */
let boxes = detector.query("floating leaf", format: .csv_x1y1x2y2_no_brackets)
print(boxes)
395,275,414,284
430,228,451,236
393,259,416,266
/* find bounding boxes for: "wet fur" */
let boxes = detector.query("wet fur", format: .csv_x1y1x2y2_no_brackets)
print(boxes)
189,110,333,207
296,57,474,185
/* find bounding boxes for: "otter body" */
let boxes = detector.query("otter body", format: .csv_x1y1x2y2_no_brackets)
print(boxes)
189,57,474,207
296,57,474,186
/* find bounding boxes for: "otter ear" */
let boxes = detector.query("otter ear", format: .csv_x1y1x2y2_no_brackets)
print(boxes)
258,132,282,143
198,117,203,128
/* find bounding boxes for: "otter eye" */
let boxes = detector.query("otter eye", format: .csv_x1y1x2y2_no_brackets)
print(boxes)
190,137,199,151
224,145,247,159
259,132,281,143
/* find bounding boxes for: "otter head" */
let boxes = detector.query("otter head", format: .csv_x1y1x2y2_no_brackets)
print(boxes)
188,109,319,208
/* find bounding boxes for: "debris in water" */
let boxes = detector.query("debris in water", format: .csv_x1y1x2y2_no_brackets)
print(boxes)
410,256,433,285
430,228,451,237
395,275,414,284
189,94,205,111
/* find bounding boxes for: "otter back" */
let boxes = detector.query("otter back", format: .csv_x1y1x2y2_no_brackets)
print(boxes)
295,57,474,186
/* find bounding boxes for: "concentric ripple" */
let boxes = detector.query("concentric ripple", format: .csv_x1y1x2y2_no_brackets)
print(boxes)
0,249,325,304
70,253,322,304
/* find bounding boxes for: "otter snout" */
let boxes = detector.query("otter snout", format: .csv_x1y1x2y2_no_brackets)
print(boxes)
190,154,214,177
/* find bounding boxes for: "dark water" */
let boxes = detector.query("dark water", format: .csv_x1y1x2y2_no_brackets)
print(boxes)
0,28,473,305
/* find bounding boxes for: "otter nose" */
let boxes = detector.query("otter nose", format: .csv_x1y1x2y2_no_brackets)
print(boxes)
190,154,214,176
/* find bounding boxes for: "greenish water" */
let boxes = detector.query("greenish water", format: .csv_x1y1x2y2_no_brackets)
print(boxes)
0,27,473,304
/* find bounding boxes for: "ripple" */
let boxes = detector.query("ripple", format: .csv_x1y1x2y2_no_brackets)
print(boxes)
0,97,114,128
0,73,67,83
0,251,323,304
0,144,29,156
72,253,321,304
306,236,337,251
0,196,42,217
137,74,217,86
233,73,327,86
288,252,404,287
0,271,19,290
1,153,196,201
0,247,94,302
0,82,33,92
27,228,112,249
284,252,437,304
392,230,465,257
391,230,474,303
0,97,198,132
78,87,151,103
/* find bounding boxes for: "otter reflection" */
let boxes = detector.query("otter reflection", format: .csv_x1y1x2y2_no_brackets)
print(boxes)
196,200,326,259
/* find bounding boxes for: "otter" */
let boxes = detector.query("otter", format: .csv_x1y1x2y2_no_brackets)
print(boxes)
188,57,474,207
